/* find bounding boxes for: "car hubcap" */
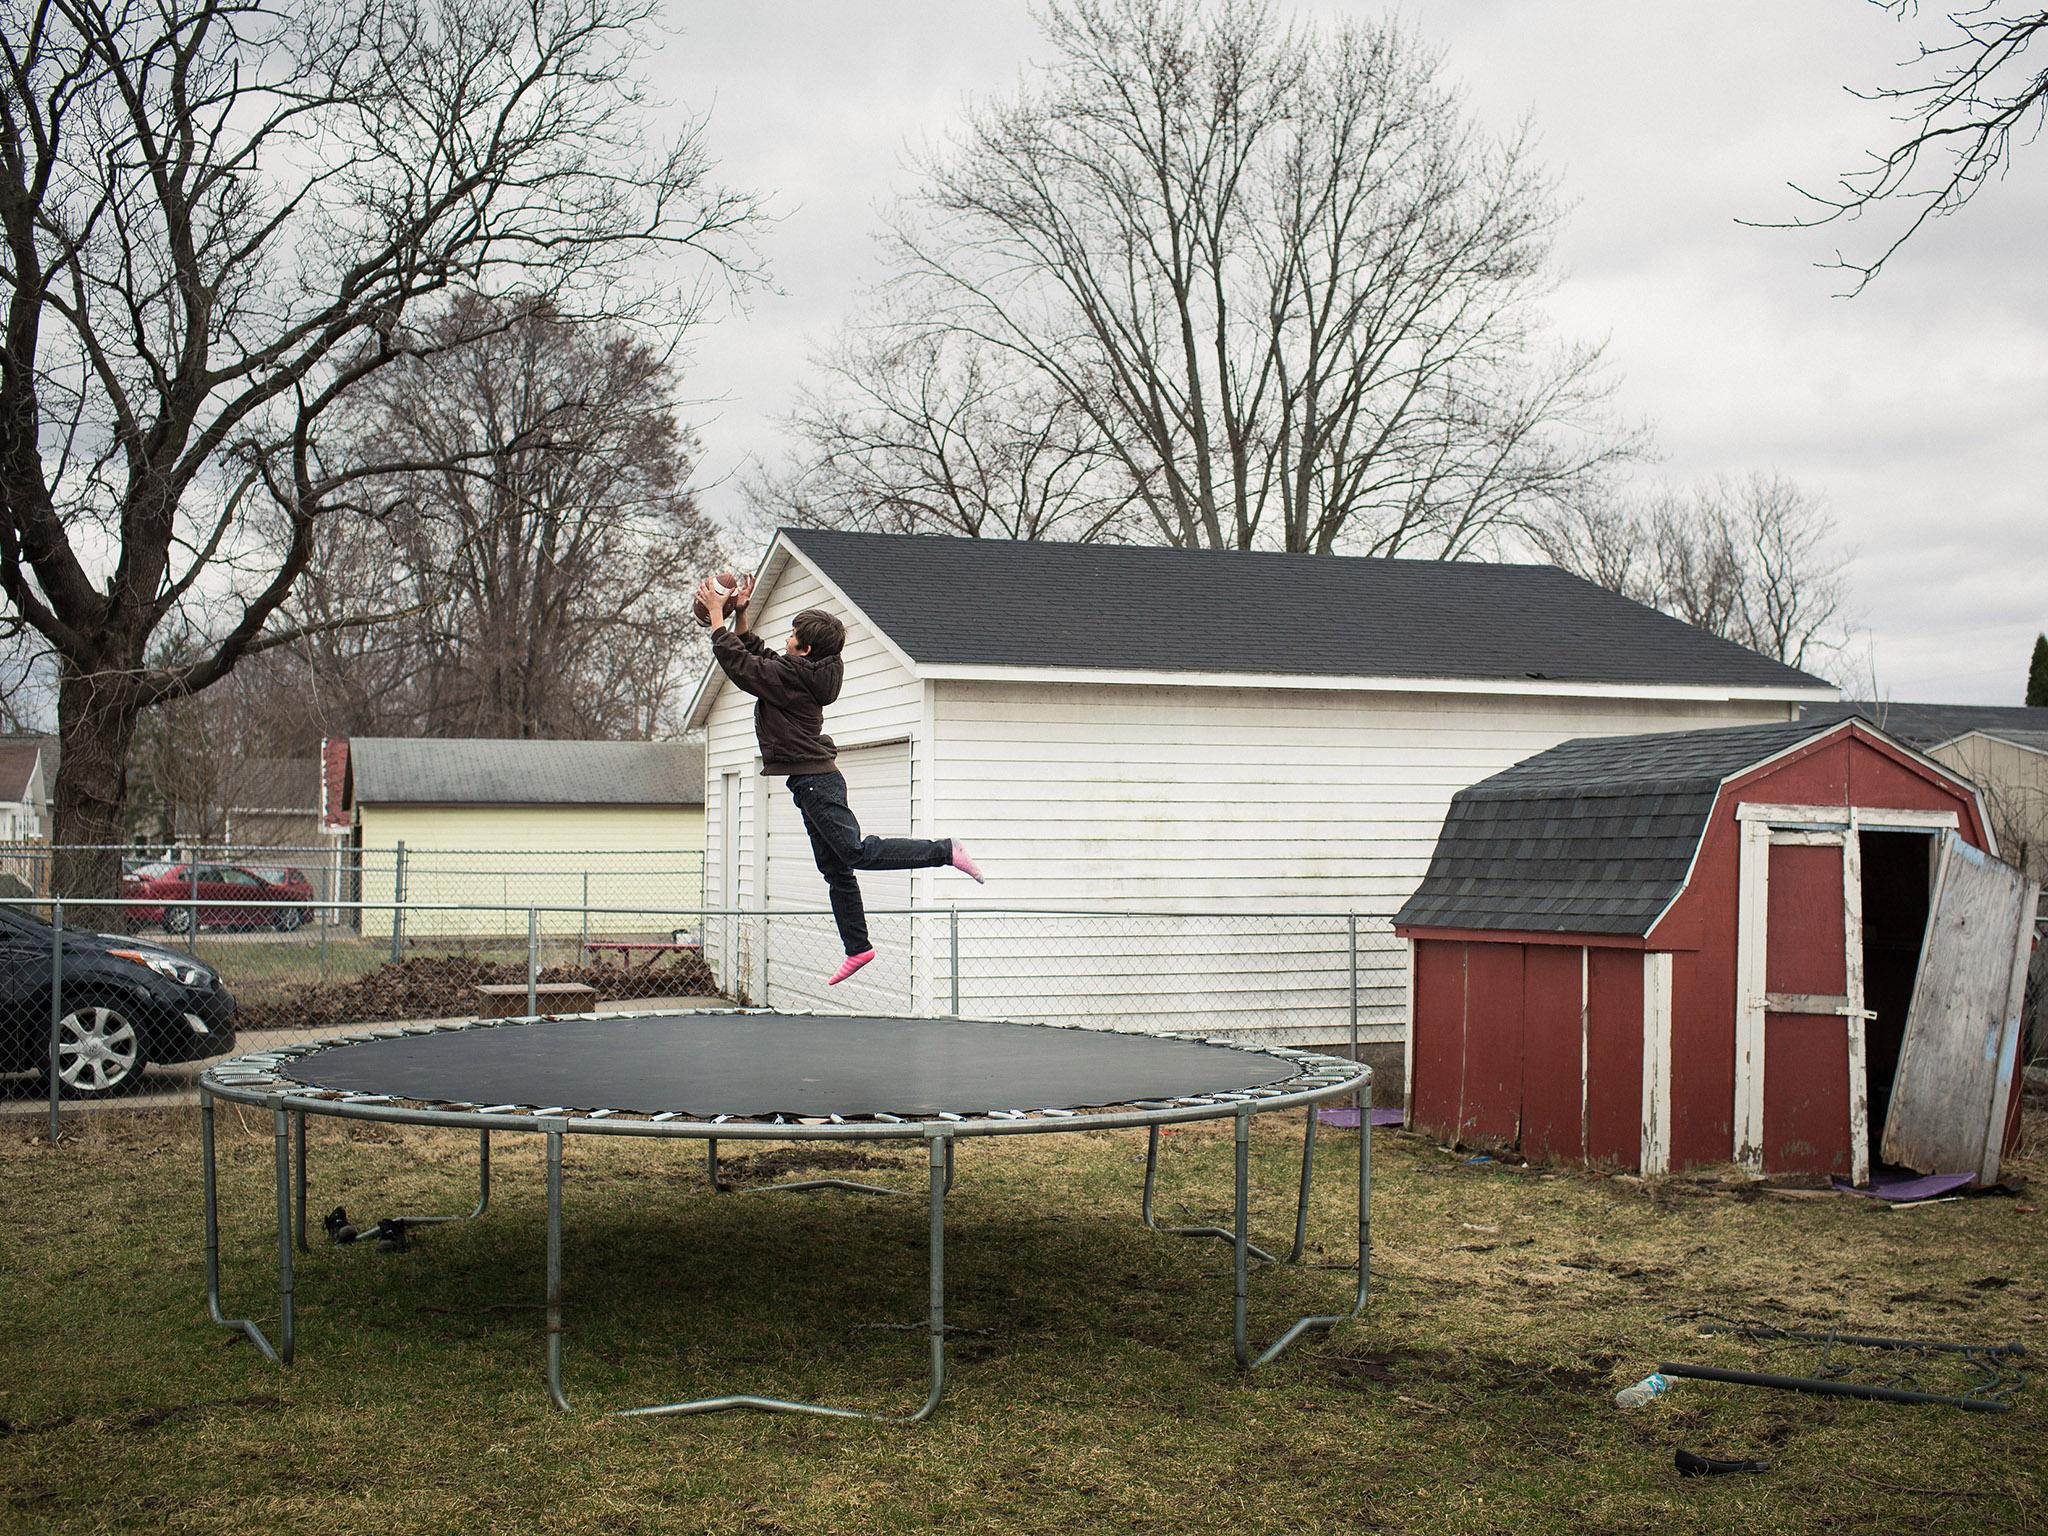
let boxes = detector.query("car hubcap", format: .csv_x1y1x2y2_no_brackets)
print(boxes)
57,1007,140,1093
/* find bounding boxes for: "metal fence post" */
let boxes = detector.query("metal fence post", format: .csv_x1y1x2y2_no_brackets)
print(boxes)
948,905,960,1017
527,906,540,1017
390,841,407,963
580,871,589,956
48,898,63,1142
1348,912,1360,1064
184,849,198,954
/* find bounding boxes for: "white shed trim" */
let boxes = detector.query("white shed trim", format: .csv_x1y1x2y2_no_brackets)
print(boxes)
916,662,1828,704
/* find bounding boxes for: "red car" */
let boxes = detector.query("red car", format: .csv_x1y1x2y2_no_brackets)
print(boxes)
122,861,315,933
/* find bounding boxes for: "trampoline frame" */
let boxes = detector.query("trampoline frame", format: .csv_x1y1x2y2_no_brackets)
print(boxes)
199,1009,1371,1421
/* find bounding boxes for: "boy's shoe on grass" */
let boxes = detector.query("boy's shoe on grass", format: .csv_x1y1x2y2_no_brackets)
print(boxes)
829,949,876,985
949,841,984,883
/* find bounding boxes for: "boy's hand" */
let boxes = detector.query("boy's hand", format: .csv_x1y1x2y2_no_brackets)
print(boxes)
731,573,755,630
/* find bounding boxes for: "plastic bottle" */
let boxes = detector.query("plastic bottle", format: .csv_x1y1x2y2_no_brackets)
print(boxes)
1614,1371,1673,1408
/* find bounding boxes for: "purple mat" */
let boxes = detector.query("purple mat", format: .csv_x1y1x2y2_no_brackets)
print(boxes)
1833,1171,1975,1202
1316,1106,1404,1129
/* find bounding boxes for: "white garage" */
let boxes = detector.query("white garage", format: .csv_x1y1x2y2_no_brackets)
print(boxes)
685,528,1835,1048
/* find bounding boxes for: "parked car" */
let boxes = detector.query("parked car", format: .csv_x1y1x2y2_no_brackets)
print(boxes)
121,862,315,933
0,903,237,1097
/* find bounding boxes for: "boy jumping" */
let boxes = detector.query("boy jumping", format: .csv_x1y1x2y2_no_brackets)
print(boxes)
701,575,983,985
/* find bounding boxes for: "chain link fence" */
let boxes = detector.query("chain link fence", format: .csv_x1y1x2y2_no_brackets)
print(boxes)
0,882,1406,1126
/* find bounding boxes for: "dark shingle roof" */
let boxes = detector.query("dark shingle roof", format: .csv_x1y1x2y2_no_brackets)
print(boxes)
1800,700,2048,749
350,739,704,807
785,529,1831,691
1394,719,1853,938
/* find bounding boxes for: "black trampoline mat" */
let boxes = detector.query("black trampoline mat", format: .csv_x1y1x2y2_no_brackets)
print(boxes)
280,1013,1300,1118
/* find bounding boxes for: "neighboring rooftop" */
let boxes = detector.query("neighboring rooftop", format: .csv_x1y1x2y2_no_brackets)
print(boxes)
0,739,47,803
1800,700,2048,750
780,529,1835,692
348,738,705,808
1394,719,1871,937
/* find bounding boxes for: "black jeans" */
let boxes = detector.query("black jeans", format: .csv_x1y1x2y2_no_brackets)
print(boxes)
787,771,952,955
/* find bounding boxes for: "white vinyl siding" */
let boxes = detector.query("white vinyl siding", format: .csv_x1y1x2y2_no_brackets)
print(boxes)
922,681,1791,1044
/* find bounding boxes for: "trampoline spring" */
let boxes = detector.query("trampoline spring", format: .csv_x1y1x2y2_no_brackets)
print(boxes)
711,1115,732,1124
873,1113,904,1124
937,1112,965,1122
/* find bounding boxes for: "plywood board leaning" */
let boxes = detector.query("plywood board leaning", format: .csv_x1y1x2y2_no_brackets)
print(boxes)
1880,833,2040,1183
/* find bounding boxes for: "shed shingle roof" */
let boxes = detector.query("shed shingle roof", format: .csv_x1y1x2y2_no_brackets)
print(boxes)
1394,719,1856,938
349,739,704,808
784,529,1832,691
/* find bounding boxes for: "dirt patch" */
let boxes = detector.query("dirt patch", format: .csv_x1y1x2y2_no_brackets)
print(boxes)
234,953,721,1031
714,1144,916,1184
1320,1344,1619,1396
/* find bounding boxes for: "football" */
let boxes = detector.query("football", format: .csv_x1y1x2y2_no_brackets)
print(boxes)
693,570,744,625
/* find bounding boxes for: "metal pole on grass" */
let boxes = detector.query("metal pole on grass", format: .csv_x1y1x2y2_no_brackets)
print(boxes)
390,841,407,963
948,906,960,1016
47,898,63,1142
527,906,540,1016
1347,912,1359,1063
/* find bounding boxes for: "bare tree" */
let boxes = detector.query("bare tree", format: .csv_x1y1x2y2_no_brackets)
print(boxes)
1,0,760,895
774,0,1637,555
1772,3,2048,291
1532,473,1849,670
333,295,724,740
752,322,1137,544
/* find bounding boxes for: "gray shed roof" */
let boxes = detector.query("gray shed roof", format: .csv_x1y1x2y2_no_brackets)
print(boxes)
782,529,1833,691
1394,719,1863,938
1800,700,2048,750
349,738,705,808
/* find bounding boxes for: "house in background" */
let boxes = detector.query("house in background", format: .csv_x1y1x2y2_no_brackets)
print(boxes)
0,736,53,842
218,756,322,846
1804,701,2048,880
685,529,1837,1056
343,737,706,937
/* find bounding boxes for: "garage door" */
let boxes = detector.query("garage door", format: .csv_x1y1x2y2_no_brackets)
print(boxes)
764,741,915,1015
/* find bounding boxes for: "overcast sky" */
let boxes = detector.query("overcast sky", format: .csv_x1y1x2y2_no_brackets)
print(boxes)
653,1,2045,704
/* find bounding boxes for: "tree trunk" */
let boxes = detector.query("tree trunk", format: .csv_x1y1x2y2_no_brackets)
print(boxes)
50,661,143,915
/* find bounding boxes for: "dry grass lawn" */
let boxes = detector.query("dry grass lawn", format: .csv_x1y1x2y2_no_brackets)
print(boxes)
2,1101,2044,1535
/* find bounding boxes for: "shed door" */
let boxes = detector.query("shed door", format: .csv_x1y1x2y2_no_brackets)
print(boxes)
1880,834,2040,1184
763,741,915,1016
1736,820,1871,1182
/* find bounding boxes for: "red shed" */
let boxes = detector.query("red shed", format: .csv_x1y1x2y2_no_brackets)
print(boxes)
1394,719,2036,1184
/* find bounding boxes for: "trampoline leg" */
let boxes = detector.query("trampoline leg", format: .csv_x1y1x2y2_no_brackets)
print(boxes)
294,1111,308,1253
1142,1123,1278,1264
707,1137,725,1190
546,1130,570,1411
200,1094,290,1365
1289,1105,1317,1265
381,1130,492,1229
1232,1090,1371,1371
549,1132,952,1421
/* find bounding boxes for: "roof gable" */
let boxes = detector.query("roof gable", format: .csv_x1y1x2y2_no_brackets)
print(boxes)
1395,720,1870,938
350,738,705,808
0,740,43,804
780,528,1832,692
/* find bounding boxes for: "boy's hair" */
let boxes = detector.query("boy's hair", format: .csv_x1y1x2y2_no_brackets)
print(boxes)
792,608,846,658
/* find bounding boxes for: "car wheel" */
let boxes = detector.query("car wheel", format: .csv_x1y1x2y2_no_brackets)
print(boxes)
164,907,193,935
274,905,305,933
48,1002,148,1097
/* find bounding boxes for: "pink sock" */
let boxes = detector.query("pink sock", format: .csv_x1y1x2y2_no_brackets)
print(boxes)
829,949,876,985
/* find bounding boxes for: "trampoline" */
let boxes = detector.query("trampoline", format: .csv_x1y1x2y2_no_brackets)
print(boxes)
199,1008,1371,1421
